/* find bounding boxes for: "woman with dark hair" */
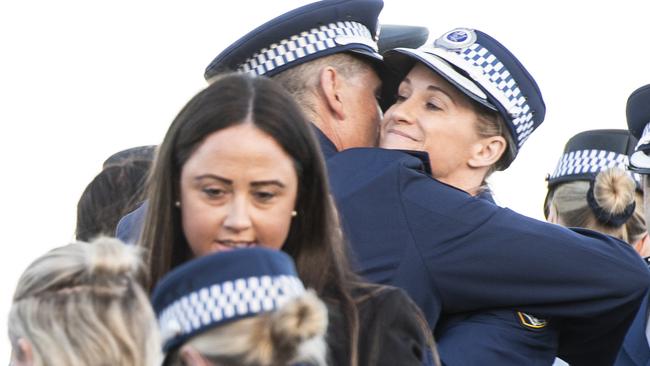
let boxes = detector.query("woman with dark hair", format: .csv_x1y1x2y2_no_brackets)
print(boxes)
139,72,435,366
76,159,150,241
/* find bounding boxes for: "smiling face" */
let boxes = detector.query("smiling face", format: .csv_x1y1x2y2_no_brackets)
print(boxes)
179,123,299,256
380,63,484,189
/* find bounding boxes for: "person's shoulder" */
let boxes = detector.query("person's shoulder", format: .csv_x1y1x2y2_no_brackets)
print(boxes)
327,148,432,197
329,148,429,173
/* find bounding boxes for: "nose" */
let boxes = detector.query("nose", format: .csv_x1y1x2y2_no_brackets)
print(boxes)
387,98,414,126
222,197,252,233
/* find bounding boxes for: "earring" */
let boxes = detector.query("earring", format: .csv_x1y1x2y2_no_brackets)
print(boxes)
291,210,297,217
175,201,181,208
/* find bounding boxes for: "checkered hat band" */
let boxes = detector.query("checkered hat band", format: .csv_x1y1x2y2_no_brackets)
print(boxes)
238,21,375,76
549,149,630,180
158,275,305,346
458,43,535,148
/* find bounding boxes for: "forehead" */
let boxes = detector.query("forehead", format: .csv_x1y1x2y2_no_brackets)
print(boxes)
183,124,293,173
402,63,473,104
404,63,453,89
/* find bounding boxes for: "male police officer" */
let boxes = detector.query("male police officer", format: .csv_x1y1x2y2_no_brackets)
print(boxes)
616,84,650,366
115,0,429,242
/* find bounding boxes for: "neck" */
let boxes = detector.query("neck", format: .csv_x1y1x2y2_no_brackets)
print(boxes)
434,167,488,196
309,104,345,151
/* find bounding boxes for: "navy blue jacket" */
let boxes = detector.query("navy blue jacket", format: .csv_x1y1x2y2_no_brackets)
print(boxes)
433,193,559,365
325,147,650,365
616,291,650,365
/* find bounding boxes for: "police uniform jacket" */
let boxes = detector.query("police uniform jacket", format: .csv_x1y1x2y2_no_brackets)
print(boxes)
616,290,650,365
324,146,650,366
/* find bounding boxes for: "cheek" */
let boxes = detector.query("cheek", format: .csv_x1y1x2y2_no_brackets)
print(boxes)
180,191,222,257
255,212,293,250
255,193,297,249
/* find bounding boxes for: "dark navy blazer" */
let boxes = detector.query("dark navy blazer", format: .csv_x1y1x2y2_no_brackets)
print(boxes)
325,146,650,365
616,291,650,366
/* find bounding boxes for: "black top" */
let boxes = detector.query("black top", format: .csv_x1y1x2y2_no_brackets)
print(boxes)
325,285,432,366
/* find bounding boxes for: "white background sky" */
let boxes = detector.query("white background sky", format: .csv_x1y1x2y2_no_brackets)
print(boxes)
2,0,650,360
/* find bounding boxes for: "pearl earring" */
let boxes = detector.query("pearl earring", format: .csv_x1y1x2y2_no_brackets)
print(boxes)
291,210,297,217
175,201,181,208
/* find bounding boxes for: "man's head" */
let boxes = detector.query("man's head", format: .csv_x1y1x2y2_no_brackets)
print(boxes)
626,84,650,232
203,0,385,150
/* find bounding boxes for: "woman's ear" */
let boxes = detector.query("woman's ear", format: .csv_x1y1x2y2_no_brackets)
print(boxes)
179,345,212,366
468,135,507,169
318,66,346,121
12,338,34,366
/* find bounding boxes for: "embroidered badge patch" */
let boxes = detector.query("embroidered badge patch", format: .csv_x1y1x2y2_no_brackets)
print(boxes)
516,311,548,329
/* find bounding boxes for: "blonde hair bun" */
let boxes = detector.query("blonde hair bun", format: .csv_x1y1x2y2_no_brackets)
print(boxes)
593,168,636,215
270,289,329,365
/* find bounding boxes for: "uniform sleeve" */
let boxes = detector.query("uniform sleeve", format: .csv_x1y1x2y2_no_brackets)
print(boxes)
399,166,650,365
115,201,147,244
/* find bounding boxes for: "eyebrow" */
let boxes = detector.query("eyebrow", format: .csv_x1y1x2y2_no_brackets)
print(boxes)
403,77,455,101
194,174,286,188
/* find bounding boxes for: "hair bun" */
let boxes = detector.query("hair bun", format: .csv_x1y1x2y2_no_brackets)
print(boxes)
593,168,636,215
84,237,146,286
270,289,328,365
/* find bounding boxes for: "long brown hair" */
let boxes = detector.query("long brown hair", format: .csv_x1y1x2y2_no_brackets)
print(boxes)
139,73,365,365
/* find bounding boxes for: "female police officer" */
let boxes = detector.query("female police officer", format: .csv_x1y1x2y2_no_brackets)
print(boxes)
545,129,646,247
325,28,650,365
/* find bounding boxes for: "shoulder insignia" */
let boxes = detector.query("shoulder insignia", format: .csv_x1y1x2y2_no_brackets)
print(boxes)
516,311,548,329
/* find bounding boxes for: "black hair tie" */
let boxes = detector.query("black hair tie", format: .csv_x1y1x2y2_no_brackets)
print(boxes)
586,180,636,227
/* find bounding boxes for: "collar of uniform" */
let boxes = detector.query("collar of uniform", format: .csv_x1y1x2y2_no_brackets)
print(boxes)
395,149,432,176
311,126,339,160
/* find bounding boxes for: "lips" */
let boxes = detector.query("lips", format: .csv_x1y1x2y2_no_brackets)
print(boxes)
214,240,258,250
387,128,418,141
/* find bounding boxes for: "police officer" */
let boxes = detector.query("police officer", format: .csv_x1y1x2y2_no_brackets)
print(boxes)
616,84,650,366
545,129,645,244
323,28,650,365
115,0,429,243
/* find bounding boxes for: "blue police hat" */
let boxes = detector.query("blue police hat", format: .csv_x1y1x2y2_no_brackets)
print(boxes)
151,247,305,353
627,84,650,174
377,24,429,54
204,0,383,80
383,28,546,163
547,129,640,189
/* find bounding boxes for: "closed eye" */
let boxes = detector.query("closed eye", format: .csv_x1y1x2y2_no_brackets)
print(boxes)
426,102,441,111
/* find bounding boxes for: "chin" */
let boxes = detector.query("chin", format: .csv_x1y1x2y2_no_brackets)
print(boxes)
380,139,411,150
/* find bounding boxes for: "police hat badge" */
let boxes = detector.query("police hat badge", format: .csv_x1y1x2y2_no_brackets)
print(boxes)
627,84,650,174
382,27,545,169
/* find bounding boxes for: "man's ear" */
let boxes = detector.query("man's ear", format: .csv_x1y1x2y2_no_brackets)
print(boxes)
12,338,34,366
179,345,212,366
318,66,346,121
467,135,507,169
